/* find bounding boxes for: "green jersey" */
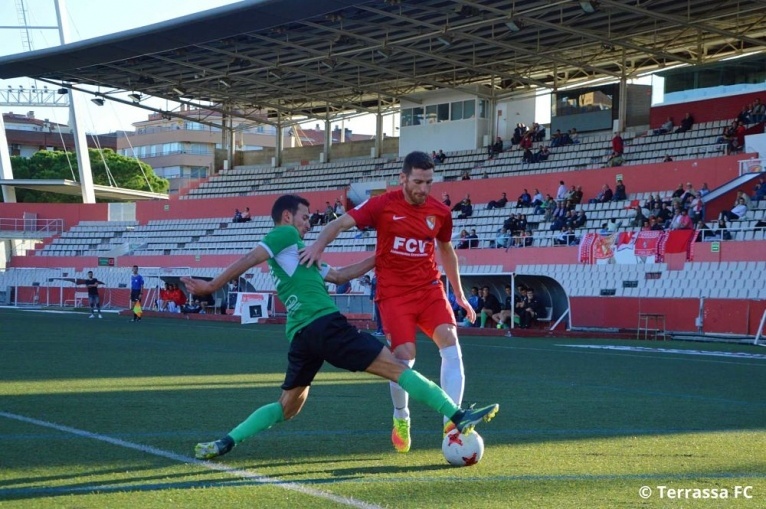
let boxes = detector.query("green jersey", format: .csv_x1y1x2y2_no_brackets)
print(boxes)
259,225,338,340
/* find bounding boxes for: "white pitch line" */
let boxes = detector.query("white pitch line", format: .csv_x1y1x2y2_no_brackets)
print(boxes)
0,411,383,509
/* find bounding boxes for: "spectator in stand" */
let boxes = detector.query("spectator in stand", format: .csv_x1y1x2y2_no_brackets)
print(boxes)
663,154,674,162
556,180,567,201
680,183,696,205
613,179,627,201
324,201,337,223
675,112,694,134
737,105,751,125
516,189,532,208
536,194,554,216
689,193,704,225
431,150,439,162
516,214,528,233
589,184,613,204
531,189,544,207
719,197,748,222
736,190,751,209
334,198,346,217
488,136,504,158
699,183,711,197
240,207,252,222
452,194,471,214
726,121,746,155
573,209,588,228
487,192,508,210
436,149,447,164
753,177,766,201
605,151,624,167
495,227,511,249
750,98,765,123
232,208,243,223
310,210,323,227
716,120,737,144
481,171,489,179
648,216,664,231
653,117,674,135
611,132,624,155
467,228,479,249
550,129,564,147
531,123,546,142
461,171,471,180
522,230,534,247
519,131,534,150
534,146,550,163
457,198,473,220
569,128,580,144
502,213,518,233
670,208,693,230
442,192,451,207
571,186,584,205
630,205,646,228
716,218,733,240
512,123,527,145
522,148,534,164
455,229,469,250
478,286,501,328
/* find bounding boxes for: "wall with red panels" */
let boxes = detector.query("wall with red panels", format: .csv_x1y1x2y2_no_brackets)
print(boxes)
650,90,766,127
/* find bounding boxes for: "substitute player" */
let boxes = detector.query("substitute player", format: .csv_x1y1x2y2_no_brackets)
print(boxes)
300,151,476,453
83,270,104,319
182,194,498,460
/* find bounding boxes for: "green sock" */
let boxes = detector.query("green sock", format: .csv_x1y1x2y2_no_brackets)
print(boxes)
397,369,460,421
228,401,285,444
480,313,487,327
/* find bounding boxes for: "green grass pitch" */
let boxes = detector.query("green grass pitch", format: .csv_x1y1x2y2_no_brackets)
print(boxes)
1,307,764,508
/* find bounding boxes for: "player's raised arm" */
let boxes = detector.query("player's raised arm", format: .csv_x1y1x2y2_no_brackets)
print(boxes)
182,245,271,296
324,255,375,285
299,213,357,267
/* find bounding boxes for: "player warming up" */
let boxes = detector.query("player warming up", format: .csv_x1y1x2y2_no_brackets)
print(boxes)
300,151,487,453
182,194,498,460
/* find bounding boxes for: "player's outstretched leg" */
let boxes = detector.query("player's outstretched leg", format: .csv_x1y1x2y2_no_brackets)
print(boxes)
195,435,234,460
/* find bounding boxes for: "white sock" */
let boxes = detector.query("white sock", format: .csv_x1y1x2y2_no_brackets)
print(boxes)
390,358,415,420
439,343,465,424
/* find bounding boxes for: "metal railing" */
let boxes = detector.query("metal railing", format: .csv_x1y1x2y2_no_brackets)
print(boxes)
0,218,64,237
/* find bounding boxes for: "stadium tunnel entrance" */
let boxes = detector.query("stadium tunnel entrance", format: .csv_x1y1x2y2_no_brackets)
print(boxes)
449,274,570,329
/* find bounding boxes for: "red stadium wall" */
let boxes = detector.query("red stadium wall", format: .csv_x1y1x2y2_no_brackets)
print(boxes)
431,155,743,205
570,297,766,335
650,90,765,127
0,202,107,230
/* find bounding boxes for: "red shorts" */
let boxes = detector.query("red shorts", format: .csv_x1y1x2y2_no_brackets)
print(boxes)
377,282,456,350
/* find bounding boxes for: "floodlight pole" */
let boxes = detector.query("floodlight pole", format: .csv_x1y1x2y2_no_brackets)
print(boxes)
55,0,96,203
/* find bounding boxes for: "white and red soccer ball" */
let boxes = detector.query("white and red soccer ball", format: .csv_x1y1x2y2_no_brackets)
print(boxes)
442,430,484,466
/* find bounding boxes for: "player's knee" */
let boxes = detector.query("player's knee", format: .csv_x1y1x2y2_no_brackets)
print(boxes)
439,343,462,360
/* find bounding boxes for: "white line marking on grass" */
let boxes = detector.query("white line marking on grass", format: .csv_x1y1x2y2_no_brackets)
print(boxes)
0,411,383,509
559,344,766,360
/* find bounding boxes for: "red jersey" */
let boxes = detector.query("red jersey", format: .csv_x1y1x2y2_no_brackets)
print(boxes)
347,190,453,301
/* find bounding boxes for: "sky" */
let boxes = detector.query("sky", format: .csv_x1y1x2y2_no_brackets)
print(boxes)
0,0,396,136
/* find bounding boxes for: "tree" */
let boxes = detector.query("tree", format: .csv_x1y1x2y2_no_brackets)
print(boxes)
3,149,169,203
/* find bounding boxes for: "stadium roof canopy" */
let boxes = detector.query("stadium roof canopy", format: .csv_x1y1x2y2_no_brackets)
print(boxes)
0,0,764,127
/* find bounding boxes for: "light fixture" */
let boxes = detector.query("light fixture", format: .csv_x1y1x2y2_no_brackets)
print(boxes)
218,77,232,88
268,68,284,80
601,42,615,51
57,88,68,95
172,86,187,96
376,48,391,59
91,98,105,106
579,1,598,14
505,18,523,32
321,58,336,70
128,93,142,102
436,35,453,47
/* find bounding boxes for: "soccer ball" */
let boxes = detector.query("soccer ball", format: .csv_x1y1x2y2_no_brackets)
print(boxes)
442,430,484,466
